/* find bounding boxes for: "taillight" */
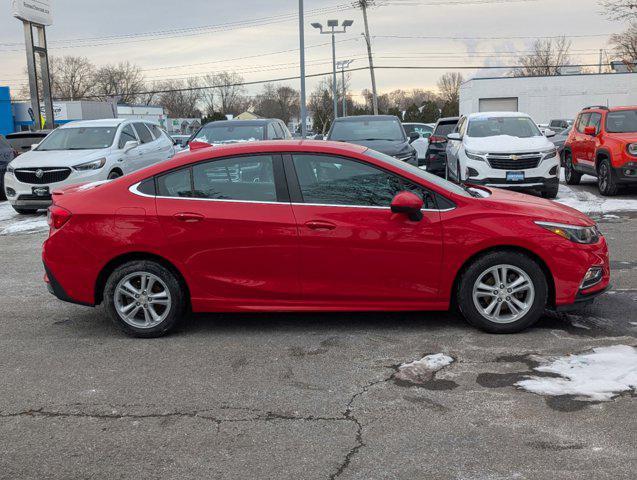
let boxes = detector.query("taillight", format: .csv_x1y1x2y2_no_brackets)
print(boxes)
429,135,447,144
47,205,72,230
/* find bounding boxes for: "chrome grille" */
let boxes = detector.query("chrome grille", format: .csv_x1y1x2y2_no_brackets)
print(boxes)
486,153,541,171
15,167,72,184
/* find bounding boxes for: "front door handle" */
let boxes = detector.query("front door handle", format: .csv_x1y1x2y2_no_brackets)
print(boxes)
174,212,204,223
305,220,336,231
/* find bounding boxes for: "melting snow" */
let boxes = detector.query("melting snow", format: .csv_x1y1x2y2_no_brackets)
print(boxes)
0,215,48,235
553,172,637,214
400,353,455,372
516,345,637,402
0,202,18,222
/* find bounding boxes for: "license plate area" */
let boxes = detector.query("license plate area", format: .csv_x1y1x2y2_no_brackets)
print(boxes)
32,186,50,196
506,171,525,182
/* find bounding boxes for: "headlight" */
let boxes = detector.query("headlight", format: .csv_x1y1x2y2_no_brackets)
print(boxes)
6,161,15,174
628,143,637,156
535,221,600,244
73,158,106,171
541,147,558,161
465,150,486,161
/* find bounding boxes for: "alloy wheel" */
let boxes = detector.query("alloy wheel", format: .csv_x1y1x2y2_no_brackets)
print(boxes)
114,272,172,329
599,163,608,192
472,264,535,324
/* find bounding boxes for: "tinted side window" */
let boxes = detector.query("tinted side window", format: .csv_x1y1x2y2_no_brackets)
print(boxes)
292,154,436,208
118,124,137,149
576,113,591,133
267,123,278,140
192,155,277,202
157,169,193,197
134,123,154,144
587,113,602,134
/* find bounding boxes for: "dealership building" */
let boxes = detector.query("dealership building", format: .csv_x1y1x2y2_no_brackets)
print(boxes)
459,72,637,124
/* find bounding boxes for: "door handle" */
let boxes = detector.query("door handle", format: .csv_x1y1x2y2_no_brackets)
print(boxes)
305,220,336,231
174,212,204,223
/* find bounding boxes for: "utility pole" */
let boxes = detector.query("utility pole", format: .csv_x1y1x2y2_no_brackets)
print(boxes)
312,20,353,121
358,0,379,115
337,60,354,117
599,49,603,74
299,0,308,138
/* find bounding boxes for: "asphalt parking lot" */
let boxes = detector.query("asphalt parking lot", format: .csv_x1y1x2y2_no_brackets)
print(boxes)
1,179,636,480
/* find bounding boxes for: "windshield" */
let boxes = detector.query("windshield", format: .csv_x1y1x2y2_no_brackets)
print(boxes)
365,148,472,197
193,125,265,144
467,116,541,138
330,119,405,142
36,127,117,151
606,110,637,133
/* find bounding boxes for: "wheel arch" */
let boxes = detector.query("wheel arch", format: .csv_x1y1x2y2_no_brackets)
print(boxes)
595,148,612,171
108,167,124,177
451,245,556,308
94,251,191,307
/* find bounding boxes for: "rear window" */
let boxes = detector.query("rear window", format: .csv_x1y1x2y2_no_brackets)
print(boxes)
606,110,637,133
433,121,458,137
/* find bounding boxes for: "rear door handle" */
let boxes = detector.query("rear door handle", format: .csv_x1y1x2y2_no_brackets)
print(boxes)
174,212,204,223
305,220,336,231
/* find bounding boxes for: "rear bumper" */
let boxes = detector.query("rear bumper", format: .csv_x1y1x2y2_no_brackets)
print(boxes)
43,261,93,307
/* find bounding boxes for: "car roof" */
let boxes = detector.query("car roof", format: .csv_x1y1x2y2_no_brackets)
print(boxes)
334,115,399,122
582,105,637,112
202,120,277,127
436,117,459,123
59,118,127,129
467,111,531,119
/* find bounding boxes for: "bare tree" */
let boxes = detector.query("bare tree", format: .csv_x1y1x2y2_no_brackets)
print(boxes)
202,71,249,115
49,56,95,100
155,78,202,118
254,83,299,123
437,72,464,105
512,37,572,76
610,22,637,62
93,61,145,104
600,1,637,21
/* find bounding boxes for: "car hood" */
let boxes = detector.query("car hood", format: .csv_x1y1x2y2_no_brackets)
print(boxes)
9,148,109,168
469,186,595,226
336,139,412,156
465,135,553,154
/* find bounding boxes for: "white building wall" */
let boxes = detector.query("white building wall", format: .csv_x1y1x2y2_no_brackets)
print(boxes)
117,105,165,125
460,73,637,124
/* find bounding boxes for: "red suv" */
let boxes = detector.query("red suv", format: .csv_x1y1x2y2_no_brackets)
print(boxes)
564,106,637,195
43,141,609,337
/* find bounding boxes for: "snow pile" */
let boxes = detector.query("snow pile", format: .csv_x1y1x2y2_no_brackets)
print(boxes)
0,202,18,222
0,216,48,235
553,173,637,214
400,353,455,372
516,345,637,401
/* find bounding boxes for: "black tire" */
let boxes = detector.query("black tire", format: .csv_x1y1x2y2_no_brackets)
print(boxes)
564,152,581,185
107,170,122,180
104,260,186,338
456,251,548,334
597,159,618,196
12,206,38,215
541,182,559,199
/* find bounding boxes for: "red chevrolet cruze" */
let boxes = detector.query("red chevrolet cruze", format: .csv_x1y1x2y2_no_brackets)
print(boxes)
42,140,610,337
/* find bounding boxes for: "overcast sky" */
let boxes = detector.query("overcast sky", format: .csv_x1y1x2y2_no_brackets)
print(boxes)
0,0,625,102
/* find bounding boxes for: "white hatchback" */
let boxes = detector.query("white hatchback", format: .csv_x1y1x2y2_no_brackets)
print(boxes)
4,118,175,213
445,112,560,198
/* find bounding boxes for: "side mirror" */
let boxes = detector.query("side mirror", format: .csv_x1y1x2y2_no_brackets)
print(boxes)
123,140,139,152
391,191,424,222
544,129,556,138
408,132,420,144
584,125,597,136
447,132,461,141
31,143,40,150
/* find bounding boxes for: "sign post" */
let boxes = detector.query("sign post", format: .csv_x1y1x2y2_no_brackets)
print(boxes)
12,0,54,130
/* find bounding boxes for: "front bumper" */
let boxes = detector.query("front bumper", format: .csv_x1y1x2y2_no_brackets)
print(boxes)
4,168,105,208
464,154,560,190
613,162,637,184
469,176,559,192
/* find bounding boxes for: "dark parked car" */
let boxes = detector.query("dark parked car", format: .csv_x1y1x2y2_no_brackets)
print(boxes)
0,134,17,200
189,119,292,146
548,119,573,134
5,130,50,156
423,117,459,177
551,125,572,165
326,115,418,165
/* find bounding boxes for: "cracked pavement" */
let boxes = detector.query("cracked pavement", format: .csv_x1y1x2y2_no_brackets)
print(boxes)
1,215,636,479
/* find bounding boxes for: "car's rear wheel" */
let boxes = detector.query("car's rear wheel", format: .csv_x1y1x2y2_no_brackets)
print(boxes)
597,159,618,196
104,260,186,337
564,152,581,185
457,252,548,333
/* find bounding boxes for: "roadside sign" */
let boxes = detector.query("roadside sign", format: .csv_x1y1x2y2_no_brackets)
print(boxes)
11,0,53,26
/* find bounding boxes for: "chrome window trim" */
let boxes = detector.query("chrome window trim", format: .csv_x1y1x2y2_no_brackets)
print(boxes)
129,181,455,212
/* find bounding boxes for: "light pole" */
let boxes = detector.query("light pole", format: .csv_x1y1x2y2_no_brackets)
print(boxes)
336,59,354,117
299,0,307,138
311,19,353,121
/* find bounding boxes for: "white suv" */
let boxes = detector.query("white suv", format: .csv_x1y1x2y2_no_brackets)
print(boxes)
446,112,560,198
4,118,175,214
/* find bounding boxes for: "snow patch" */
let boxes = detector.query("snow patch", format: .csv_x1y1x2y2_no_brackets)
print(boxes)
516,345,637,402
0,216,48,235
0,202,18,222
400,353,455,372
553,171,637,214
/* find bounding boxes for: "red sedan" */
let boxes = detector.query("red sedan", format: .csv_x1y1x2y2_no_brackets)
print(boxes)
42,140,610,337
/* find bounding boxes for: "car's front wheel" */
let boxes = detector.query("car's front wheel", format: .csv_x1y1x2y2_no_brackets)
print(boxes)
104,260,186,337
597,159,618,196
564,152,581,185
456,252,548,333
